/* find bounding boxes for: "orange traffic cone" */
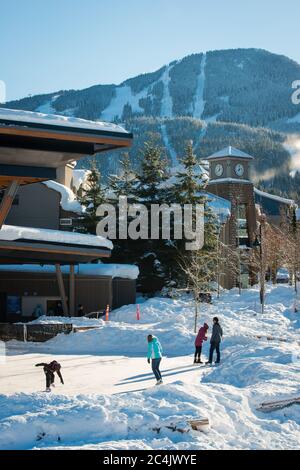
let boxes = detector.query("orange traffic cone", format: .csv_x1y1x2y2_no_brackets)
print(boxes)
105,304,110,321
136,304,140,320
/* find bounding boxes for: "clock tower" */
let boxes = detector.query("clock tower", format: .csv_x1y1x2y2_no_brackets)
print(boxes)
206,146,257,288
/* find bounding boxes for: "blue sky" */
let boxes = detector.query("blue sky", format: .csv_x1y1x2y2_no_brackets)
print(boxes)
1,0,299,100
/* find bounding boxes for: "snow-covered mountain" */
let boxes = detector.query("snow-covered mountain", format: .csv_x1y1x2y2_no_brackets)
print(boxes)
3,48,300,200
6,48,300,128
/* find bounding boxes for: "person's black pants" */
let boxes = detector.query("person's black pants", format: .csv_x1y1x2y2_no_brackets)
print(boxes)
45,370,55,388
152,358,162,381
194,346,202,360
209,342,221,364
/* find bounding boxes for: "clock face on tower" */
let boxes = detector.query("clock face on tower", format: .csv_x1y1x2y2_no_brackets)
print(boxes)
235,163,244,177
215,163,224,177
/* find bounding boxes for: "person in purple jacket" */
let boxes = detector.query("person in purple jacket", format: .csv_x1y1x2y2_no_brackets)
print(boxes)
194,323,209,364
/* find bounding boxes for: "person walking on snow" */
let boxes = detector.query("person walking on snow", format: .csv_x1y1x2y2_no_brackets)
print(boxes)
35,360,64,392
207,317,223,365
147,334,163,385
194,322,209,364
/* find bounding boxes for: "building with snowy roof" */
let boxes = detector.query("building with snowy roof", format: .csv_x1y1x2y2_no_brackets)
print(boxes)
206,145,297,289
0,108,135,321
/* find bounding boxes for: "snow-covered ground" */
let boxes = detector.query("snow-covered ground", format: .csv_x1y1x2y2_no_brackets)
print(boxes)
160,64,175,118
193,53,206,119
0,284,299,450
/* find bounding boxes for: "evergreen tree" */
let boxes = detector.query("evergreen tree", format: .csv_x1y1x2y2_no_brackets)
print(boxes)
135,138,168,204
133,138,169,292
173,140,206,205
108,152,137,201
170,141,219,289
77,162,106,234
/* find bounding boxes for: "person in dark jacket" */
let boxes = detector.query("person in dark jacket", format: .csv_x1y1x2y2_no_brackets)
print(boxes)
35,360,64,392
207,317,223,364
194,323,209,363
77,304,85,316
55,301,64,316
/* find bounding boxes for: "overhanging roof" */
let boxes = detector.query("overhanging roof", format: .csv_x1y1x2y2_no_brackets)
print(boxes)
206,146,254,160
0,224,112,264
0,108,133,188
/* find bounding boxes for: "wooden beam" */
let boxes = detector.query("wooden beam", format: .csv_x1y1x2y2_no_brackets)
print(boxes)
0,180,19,228
55,264,69,317
0,240,111,258
0,176,47,189
69,264,75,317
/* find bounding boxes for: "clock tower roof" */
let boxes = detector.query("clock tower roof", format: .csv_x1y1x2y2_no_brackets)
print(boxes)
206,146,254,161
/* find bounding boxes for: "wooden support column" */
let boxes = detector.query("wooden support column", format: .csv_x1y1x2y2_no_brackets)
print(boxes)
69,264,75,317
55,264,69,317
0,180,20,229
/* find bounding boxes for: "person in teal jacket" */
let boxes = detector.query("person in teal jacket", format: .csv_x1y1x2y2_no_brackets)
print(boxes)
147,334,163,385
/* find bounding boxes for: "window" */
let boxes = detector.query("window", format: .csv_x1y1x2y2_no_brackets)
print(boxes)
237,204,249,246
7,296,22,314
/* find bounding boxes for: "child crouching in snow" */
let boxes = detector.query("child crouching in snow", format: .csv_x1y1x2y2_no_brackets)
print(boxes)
194,323,209,364
35,360,64,392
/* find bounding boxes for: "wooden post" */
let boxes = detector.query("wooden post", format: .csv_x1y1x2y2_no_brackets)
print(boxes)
69,264,75,317
55,264,69,317
0,180,20,229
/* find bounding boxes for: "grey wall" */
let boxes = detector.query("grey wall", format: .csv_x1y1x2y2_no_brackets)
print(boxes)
112,278,136,309
5,182,60,229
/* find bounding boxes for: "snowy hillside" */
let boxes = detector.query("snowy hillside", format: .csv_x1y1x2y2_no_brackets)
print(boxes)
5,49,300,128
3,48,300,200
0,284,299,450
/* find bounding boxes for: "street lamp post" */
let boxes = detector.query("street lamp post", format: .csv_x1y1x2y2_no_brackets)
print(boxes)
253,220,265,314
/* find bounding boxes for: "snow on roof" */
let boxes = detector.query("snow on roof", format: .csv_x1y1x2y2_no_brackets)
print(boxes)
254,187,296,206
42,180,83,214
202,192,231,223
0,225,113,250
0,107,129,135
206,146,254,160
209,178,252,184
72,169,91,192
0,263,138,279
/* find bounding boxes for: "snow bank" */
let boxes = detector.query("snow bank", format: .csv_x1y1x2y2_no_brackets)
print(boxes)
42,180,82,214
0,107,128,134
1,378,299,450
18,284,299,356
0,224,113,250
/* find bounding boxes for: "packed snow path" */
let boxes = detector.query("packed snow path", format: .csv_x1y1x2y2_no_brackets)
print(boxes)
0,351,205,396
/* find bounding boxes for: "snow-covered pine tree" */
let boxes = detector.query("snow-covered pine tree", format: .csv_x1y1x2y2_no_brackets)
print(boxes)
77,161,106,234
108,152,137,201
173,140,207,205
135,138,168,204
170,141,219,287
133,137,170,292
